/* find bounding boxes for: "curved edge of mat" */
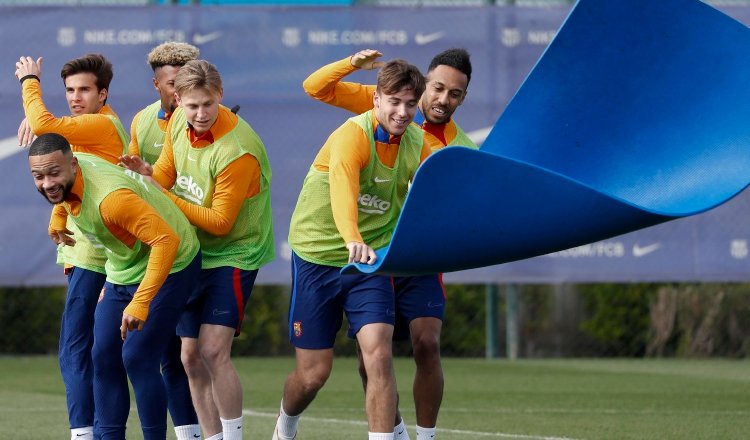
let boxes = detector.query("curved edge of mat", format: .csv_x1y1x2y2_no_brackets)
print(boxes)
341,147,745,276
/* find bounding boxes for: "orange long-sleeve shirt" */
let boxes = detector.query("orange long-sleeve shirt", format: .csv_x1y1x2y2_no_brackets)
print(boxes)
153,107,260,236
49,171,179,321
313,118,431,243
23,77,129,271
303,57,462,151
22,78,125,164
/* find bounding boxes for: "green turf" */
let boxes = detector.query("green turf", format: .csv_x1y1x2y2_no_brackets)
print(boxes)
0,356,748,439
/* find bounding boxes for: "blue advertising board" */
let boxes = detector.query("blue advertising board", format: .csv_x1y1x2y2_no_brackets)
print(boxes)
1,3,749,285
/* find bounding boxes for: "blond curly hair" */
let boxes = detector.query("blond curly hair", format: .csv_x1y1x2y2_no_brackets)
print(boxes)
147,42,200,71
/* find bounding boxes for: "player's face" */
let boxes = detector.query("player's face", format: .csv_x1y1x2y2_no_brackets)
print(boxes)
420,64,468,125
177,88,222,136
65,72,107,116
29,151,77,205
153,65,181,113
373,87,419,137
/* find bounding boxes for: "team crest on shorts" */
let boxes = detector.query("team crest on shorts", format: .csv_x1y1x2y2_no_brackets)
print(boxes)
293,321,303,337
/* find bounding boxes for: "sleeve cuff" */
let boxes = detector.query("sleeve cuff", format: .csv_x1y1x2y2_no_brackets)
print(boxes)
19,74,39,84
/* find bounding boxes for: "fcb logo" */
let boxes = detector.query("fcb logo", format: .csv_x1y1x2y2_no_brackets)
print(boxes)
293,321,303,338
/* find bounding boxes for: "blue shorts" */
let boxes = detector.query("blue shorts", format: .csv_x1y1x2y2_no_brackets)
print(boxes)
289,252,395,349
177,266,258,338
392,274,446,341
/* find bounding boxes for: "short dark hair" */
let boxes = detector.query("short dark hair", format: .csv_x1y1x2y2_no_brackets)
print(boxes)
428,48,472,86
60,53,113,92
377,59,425,98
28,133,72,157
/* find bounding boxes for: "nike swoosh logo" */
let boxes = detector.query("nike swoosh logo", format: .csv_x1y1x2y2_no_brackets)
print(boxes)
374,177,391,183
415,31,445,45
632,242,661,257
427,302,443,308
213,309,231,316
187,155,197,162
193,31,222,45
153,143,163,148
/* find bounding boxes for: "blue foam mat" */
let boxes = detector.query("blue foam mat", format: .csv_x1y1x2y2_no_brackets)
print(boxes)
343,0,750,276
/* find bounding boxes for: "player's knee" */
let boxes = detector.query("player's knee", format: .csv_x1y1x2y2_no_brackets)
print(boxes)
121,347,150,375
412,329,440,357
180,346,203,376
199,341,229,365
362,347,393,377
298,362,332,393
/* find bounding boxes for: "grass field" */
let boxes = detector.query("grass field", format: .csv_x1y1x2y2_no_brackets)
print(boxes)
0,356,748,439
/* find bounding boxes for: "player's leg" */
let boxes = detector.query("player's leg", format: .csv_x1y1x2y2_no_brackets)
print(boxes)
194,266,257,440
346,273,397,437
274,347,334,440
181,336,222,438
91,282,132,439
359,320,410,440
161,334,201,440
59,267,105,439
394,274,446,439
274,252,342,440
409,317,443,434
178,271,222,438
122,254,199,440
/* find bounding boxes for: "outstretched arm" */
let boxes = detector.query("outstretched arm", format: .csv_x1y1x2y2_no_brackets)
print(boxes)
302,50,381,115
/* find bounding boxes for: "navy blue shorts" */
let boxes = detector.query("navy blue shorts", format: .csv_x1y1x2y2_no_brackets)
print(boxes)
392,274,446,341
288,252,395,349
177,266,258,338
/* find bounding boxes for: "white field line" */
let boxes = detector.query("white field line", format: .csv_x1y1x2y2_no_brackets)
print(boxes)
244,409,582,440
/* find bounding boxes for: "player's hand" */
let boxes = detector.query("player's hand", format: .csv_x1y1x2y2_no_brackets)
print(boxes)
346,241,377,265
119,155,153,176
49,228,76,246
98,287,105,304
15,56,42,80
120,313,144,340
17,118,36,148
350,49,385,70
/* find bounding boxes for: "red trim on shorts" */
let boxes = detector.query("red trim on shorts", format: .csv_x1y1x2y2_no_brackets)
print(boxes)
438,273,446,299
233,268,244,333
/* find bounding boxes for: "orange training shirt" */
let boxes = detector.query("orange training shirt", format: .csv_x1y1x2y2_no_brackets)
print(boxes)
22,78,125,165
302,57,460,151
152,107,260,236
51,170,179,321
312,117,430,243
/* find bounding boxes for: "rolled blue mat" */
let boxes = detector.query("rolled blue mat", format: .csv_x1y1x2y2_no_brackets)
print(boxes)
343,0,750,276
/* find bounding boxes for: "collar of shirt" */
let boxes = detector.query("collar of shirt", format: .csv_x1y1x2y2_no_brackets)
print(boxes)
63,168,84,215
157,107,172,121
415,109,449,146
186,123,215,145
374,123,402,145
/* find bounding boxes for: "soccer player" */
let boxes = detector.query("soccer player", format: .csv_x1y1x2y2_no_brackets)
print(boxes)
273,59,429,440
28,133,201,440
120,59,274,440
15,54,128,440
302,48,476,440
129,41,203,440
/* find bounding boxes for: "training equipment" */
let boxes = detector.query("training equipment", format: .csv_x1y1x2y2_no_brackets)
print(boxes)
343,0,750,276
